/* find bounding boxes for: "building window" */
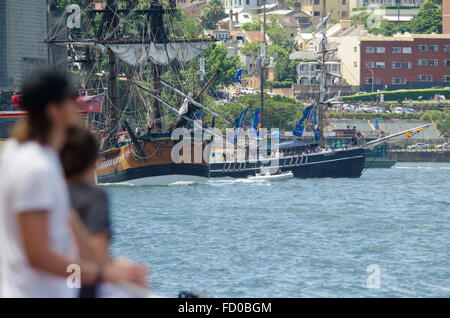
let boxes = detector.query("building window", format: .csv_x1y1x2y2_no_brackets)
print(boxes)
376,62,385,69
342,11,347,18
429,45,438,52
392,62,401,69
402,62,412,69
314,0,320,4
314,11,321,16
376,78,381,84
342,0,347,4
444,45,450,52
429,59,438,66
353,46,357,53
419,75,433,82
392,47,401,54
365,78,373,84
418,75,428,82
418,59,427,66
418,45,427,52
376,47,385,54
403,47,412,54
365,62,374,68
392,78,406,85
246,0,249,4
365,47,375,54
444,60,450,66
444,75,450,82
354,61,357,68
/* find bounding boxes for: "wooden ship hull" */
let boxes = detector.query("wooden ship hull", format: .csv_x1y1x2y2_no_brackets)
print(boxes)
96,135,211,185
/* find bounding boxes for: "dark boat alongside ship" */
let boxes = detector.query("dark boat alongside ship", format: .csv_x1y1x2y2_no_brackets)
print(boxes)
210,147,365,179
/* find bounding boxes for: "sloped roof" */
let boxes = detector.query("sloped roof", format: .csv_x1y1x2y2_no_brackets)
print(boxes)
289,51,318,60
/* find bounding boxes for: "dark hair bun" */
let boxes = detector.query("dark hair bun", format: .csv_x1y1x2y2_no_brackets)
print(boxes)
20,69,75,114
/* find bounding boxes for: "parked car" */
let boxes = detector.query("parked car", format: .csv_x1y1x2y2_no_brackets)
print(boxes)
434,143,449,150
393,107,405,114
408,143,430,150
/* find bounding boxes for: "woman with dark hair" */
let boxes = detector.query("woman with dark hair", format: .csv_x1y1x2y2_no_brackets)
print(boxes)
0,70,147,297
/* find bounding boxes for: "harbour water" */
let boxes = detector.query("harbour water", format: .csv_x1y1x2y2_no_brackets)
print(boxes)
104,163,450,297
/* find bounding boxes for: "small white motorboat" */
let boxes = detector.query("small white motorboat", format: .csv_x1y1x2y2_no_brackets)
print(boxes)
248,171,294,181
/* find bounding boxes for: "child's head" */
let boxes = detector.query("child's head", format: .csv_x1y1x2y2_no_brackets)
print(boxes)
60,128,99,180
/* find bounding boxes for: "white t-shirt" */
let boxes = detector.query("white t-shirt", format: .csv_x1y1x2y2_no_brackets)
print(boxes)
0,140,78,298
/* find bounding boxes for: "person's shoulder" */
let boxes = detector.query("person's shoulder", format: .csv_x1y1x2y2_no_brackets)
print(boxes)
71,183,107,201
15,142,57,173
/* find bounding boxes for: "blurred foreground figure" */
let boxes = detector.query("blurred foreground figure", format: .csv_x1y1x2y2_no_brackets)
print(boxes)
60,128,112,298
0,70,147,297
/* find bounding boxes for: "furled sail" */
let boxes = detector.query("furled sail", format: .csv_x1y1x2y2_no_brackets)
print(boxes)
107,42,211,66
57,40,212,66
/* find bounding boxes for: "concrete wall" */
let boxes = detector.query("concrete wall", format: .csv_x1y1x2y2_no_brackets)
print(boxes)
0,0,48,91
0,2,8,89
387,150,450,162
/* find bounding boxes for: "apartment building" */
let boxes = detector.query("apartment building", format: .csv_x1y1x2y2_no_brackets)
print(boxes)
301,0,351,20
360,34,450,91
444,0,450,34
223,0,278,13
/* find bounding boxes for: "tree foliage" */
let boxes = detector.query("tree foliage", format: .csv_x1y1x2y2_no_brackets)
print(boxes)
369,0,442,36
201,0,226,30
216,94,304,131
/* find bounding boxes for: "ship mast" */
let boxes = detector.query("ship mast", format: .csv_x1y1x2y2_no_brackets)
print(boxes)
149,0,169,131
318,11,331,148
259,0,266,128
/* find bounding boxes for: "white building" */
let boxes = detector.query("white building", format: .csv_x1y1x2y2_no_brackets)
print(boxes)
222,0,278,14
289,51,342,85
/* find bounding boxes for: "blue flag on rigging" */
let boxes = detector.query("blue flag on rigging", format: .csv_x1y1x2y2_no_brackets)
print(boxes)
233,107,248,144
313,107,320,141
293,104,314,137
250,108,262,137
233,68,244,83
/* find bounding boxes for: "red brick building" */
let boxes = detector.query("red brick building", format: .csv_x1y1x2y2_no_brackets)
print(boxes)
444,0,450,34
359,35,450,91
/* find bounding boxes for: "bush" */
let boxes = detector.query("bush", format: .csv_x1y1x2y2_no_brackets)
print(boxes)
267,80,293,89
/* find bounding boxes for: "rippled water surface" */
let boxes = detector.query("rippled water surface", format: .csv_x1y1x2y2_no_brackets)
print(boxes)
103,162,450,297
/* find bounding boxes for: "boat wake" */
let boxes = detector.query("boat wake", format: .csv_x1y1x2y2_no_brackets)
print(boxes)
209,178,272,186
168,181,198,186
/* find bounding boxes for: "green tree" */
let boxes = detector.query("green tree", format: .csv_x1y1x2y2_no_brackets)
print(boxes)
201,0,226,30
198,43,241,88
369,0,442,35
242,15,262,31
240,42,261,58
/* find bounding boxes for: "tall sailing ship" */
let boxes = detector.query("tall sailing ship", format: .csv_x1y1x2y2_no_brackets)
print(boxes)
210,8,366,179
47,0,228,185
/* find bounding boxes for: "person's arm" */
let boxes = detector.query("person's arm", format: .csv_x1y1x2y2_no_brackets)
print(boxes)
18,211,147,287
78,189,112,263
69,211,107,264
